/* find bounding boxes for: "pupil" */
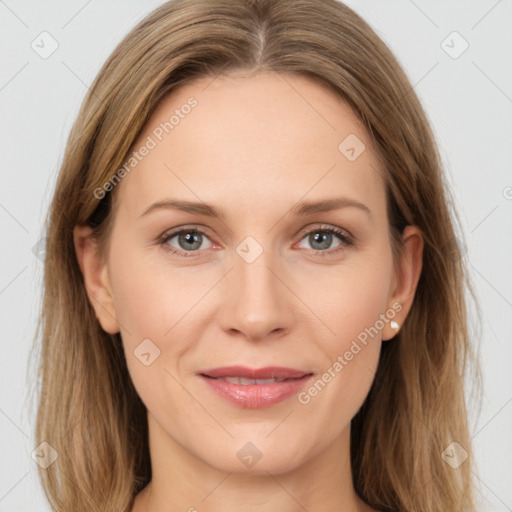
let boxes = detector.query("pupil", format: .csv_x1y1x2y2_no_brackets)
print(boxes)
180,232,201,250
311,231,331,250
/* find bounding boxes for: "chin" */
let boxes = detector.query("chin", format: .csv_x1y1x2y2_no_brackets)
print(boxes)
198,436,310,476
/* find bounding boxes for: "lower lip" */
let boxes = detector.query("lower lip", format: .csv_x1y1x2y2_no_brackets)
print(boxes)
199,374,313,408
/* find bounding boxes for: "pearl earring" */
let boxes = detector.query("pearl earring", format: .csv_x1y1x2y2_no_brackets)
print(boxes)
390,320,400,331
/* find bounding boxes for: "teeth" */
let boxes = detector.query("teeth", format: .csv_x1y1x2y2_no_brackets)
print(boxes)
219,377,287,385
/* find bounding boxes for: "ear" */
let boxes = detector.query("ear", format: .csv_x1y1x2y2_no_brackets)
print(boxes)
382,225,423,341
73,225,120,334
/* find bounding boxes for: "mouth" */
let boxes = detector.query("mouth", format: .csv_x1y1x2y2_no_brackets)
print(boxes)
199,365,311,380
197,366,314,408
202,375,299,385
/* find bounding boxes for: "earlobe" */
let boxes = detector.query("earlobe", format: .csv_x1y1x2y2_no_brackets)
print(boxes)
382,311,401,341
383,225,423,341
73,225,120,334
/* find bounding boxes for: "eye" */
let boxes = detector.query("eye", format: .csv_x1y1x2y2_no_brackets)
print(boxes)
160,226,213,257
158,224,354,258
296,225,354,256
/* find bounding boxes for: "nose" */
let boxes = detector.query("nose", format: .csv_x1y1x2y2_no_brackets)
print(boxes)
218,244,295,342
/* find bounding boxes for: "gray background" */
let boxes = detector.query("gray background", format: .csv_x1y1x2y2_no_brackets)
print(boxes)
1,0,511,510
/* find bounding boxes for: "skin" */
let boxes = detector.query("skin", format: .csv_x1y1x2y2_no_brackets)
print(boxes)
75,71,423,512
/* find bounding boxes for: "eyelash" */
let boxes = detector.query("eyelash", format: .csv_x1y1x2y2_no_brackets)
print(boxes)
158,224,354,258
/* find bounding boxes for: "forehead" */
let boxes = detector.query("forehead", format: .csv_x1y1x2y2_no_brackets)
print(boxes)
115,71,386,218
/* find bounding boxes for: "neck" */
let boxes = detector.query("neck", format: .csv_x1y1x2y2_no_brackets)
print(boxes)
132,412,374,512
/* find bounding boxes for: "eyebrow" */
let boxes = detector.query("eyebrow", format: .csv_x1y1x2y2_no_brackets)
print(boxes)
140,197,371,219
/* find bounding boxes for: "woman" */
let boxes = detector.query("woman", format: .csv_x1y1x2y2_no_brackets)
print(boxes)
34,0,481,511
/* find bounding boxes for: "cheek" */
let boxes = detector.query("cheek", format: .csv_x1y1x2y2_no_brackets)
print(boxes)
302,248,393,353
297,248,393,401
109,242,201,338
107,245,200,413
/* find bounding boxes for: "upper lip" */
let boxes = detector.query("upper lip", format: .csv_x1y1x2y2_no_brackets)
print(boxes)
199,366,312,379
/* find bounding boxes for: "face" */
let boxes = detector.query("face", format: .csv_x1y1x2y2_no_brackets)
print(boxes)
80,71,419,475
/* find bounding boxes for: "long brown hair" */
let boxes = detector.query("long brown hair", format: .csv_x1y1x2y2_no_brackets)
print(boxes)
31,1,482,510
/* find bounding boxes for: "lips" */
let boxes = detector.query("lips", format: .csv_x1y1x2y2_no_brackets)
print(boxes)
198,366,314,408
199,365,310,380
